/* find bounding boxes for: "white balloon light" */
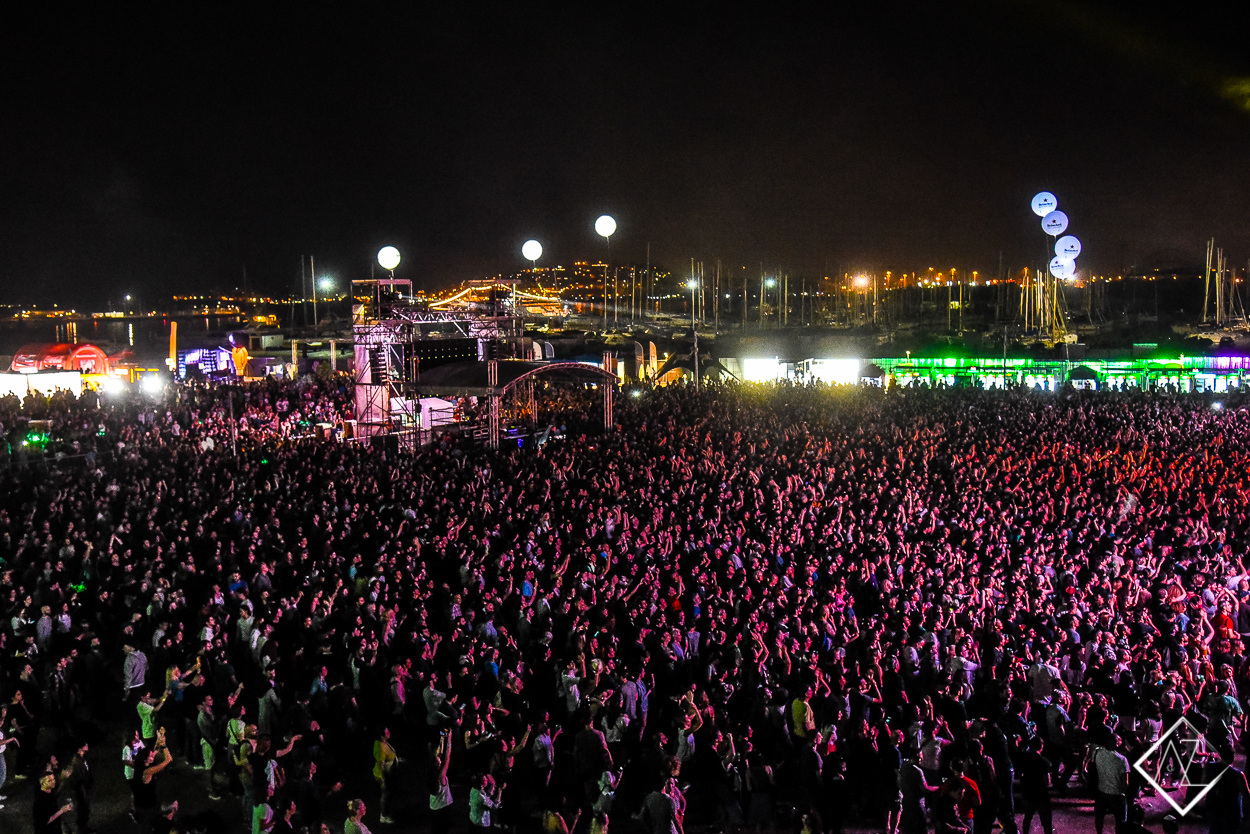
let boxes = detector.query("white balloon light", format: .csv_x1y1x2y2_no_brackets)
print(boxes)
522,240,543,261
595,215,617,238
1050,256,1076,279
1031,192,1058,217
377,246,401,270
1041,210,1069,236
1055,235,1082,260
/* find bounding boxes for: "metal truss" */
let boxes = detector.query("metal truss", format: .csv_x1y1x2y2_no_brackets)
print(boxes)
352,283,521,452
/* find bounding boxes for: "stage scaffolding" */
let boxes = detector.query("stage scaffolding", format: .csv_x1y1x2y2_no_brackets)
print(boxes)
352,278,519,453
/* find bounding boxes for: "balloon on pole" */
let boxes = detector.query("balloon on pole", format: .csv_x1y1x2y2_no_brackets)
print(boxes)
1041,211,1069,236
1031,192,1058,217
377,246,401,271
1055,235,1082,260
1049,256,1076,279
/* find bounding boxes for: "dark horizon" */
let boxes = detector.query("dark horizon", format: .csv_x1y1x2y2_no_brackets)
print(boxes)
4,3,1249,308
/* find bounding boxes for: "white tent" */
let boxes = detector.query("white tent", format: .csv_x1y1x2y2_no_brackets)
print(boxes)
0,370,82,398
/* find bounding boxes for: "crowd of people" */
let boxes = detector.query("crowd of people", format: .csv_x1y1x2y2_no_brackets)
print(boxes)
1,377,1250,834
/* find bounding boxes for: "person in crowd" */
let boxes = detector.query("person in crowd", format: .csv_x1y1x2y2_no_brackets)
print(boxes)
344,798,372,834
33,771,70,834
429,728,455,834
372,725,400,824
0,705,18,805
131,737,173,828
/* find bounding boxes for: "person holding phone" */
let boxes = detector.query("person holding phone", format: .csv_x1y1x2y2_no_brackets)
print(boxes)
429,729,455,834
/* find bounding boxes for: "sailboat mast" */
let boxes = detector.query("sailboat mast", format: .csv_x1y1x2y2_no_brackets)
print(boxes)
645,243,651,321
715,260,721,333
1203,238,1214,325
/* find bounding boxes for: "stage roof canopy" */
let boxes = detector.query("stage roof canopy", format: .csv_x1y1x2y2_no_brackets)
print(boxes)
413,360,617,398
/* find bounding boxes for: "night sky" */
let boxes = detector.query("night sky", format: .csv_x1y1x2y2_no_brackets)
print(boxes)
4,2,1249,306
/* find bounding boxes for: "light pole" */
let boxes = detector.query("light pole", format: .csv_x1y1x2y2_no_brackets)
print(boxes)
687,278,700,387
316,277,335,353
765,278,776,328
521,239,542,324
854,275,869,322
595,215,615,330
310,256,319,331
125,294,132,315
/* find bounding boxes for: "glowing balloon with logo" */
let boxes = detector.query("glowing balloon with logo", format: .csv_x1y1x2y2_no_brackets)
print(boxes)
1041,210,1069,236
1055,235,1082,260
1031,192,1058,217
1050,256,1076,279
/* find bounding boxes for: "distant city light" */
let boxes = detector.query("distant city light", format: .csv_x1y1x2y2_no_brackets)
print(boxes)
377,246,401,270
